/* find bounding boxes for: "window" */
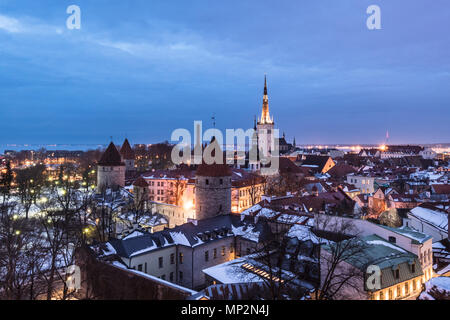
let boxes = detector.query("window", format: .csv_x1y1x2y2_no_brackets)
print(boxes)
206,179,209,185
158,257,163,268
413,279,417,291
170,272,174,282
389,289,393,300
213,248,217,259
388,236,396,243
230,244,234,253
395,269,400,279
405,282,409,295
221,246,226,256
411,263,415,273
161,274,166,280
380,291,384,300
137,264,143,272
220,179,223,184
246,248,251,255
396,285,401,297
179,271,183,281
170,253,175,265
205,251,209,262
179,253,184,264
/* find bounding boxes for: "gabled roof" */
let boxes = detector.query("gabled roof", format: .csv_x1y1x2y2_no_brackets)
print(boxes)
98,142,125,166
133,176,148,187
409,204,448,232
108,215,268,258
278,157,303,175
379,225,432,244
298,155,332,172
327,163,357,178
432,184,450,195
120,138,135,160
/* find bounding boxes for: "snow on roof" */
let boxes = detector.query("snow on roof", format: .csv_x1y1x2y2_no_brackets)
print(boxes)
424,277,450,296
231,225,260,242
202,258,263,284
123,230,146,240
380,225,432,244
169,231,191,247
129,243,158,257
436,264,450,276
241,204,262,216
111,261,197,295
255,207,278,219
286,224,320,244
409,206,448,232
366,240,407,253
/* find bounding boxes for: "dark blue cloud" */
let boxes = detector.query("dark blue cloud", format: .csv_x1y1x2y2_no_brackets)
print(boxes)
0,0,449,145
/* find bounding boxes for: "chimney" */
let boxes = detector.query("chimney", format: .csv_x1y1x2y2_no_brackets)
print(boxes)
188,218,198,226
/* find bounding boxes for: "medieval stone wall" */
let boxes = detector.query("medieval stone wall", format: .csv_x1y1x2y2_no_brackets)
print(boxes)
195,176,231,220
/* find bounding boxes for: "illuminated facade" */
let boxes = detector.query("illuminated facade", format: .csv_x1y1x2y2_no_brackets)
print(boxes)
256,76,275,157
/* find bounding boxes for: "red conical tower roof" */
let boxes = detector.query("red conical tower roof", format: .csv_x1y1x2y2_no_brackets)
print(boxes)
98,142,124,166
120,138,135,160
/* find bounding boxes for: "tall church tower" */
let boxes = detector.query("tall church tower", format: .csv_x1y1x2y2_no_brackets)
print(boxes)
257,75,275,157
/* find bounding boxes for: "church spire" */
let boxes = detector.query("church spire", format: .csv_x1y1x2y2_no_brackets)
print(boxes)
259,75,273,125
264,74,268,95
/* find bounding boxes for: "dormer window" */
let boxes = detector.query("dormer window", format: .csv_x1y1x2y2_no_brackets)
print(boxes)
206,179,209,185
388,236,396,244
395,269,400,279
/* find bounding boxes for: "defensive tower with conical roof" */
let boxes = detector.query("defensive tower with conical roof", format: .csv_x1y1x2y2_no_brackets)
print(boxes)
97,142,126,192
120,138,136,172
195,137,232,220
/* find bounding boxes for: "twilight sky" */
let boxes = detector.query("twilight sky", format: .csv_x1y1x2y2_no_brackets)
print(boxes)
0,0,449,146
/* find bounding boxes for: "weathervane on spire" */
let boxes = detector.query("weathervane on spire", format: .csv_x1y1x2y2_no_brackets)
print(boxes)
211,113,216,129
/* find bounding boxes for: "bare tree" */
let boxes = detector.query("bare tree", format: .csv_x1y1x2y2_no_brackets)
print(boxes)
168,176,186,206
313,213,369,300
0,203,46,300
247,175,266,206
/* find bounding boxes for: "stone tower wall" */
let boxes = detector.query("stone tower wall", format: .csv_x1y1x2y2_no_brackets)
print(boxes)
195,176,231,220
97,165,125,192
124,159,135,172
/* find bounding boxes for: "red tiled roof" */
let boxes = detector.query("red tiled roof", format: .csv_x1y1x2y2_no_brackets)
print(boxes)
133,176,148,187
120,138,135,160
196,163,232,177
278,157,303,174
328,163,357,178
432,184,450,195
98,142,124,166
